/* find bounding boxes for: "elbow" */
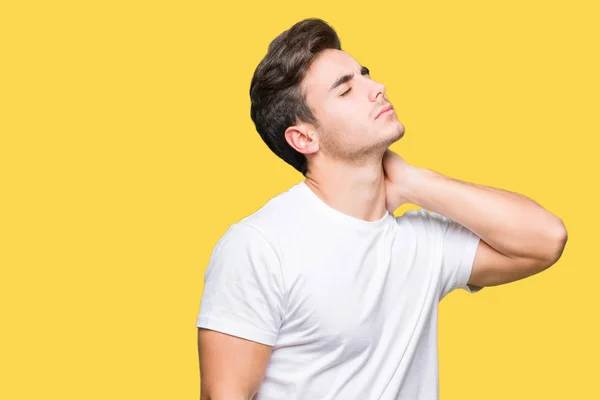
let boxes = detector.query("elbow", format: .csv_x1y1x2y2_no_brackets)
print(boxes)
545,219,568,266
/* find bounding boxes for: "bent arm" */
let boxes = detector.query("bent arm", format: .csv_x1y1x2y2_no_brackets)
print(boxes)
402,167,568,288
404,167,567,263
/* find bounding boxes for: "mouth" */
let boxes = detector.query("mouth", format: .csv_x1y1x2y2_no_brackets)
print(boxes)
375,104,394,119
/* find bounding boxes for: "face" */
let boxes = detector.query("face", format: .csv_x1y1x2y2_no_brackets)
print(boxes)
300,49,404,162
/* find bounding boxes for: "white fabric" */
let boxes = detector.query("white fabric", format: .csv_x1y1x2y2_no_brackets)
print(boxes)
196,181,481,399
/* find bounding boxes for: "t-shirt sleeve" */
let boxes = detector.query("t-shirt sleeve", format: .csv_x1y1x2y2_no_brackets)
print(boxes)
427,210,482,299
196,222,285,346
401,209,482,299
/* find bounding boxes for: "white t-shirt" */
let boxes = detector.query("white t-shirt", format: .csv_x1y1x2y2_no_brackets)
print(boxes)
196,181,481,400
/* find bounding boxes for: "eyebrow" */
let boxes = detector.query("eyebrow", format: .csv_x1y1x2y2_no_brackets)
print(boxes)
329,66,370,91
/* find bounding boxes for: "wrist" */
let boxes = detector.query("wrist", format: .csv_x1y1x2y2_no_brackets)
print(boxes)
398,166,436,206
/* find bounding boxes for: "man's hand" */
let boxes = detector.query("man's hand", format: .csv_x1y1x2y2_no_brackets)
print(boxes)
382,149,420,212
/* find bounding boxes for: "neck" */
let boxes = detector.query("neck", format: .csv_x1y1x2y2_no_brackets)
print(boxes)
304,153,387,222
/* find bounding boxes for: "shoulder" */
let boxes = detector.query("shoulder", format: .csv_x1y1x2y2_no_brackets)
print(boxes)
236,181,311,237
205,221,284,290
394,209,465,245
395,208,446,230
396,208,454,229
214,222,277,257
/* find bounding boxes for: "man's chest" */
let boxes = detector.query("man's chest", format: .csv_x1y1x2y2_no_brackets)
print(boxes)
276,238,433,352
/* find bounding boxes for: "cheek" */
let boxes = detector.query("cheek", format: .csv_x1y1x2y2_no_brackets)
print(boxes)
323,103,363,130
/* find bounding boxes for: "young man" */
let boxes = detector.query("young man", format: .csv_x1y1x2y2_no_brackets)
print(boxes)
196,18,567,400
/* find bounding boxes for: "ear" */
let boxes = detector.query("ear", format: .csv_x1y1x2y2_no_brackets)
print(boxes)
284,123,319,155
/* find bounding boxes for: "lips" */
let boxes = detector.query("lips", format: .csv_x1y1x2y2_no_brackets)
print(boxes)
375,104,393,119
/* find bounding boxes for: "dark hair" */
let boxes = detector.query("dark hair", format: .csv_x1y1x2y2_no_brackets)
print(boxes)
249,18,342,176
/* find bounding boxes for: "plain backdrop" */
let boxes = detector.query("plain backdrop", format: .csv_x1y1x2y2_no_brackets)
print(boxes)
1,0,598,398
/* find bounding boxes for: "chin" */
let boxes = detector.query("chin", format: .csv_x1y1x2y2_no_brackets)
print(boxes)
386,121,405,144
366,126,404,155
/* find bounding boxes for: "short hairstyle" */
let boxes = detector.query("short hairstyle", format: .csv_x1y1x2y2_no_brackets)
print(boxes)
249,18,342,176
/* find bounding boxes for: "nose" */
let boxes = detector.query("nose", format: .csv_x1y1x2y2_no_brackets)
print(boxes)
368,79,386,102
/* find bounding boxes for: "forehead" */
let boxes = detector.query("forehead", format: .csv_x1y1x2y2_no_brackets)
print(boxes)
302,49,360,92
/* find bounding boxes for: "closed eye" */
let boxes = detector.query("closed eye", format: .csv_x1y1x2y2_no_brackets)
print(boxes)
340,88,352,96
330,65,370,95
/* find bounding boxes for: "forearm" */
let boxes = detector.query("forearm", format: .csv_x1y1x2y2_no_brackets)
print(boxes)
404,167,567,262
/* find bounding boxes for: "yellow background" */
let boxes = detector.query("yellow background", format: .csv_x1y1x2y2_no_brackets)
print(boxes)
1,0,598,398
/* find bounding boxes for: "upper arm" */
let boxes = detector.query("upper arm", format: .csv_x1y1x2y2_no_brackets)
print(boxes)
196,222,285,398
468,238,558,288
198,328,272,400
400,209,482,297
413,209,563,295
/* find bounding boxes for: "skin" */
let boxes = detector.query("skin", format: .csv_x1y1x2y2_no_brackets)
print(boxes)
285,48,405,223
198,329,271,400
198,48,568,399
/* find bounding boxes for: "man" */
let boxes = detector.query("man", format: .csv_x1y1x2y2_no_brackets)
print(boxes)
196,18,567,400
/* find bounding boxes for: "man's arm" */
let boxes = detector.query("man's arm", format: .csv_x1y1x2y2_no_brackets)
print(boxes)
196,223,284,399
383,150,568,288
198,328,272,400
